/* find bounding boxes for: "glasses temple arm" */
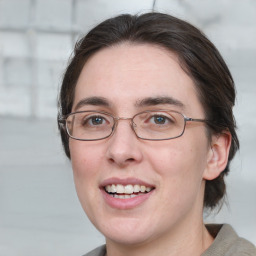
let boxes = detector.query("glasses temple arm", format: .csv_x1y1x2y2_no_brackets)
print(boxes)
185,117,209,123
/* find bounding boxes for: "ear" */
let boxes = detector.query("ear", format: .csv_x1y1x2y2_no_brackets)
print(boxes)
203,132,232,181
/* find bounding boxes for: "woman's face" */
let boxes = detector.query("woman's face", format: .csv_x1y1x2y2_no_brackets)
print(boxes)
69,44,213,246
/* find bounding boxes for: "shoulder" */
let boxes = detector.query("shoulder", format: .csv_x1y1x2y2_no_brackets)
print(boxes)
82,245,106,256
203,224,256,256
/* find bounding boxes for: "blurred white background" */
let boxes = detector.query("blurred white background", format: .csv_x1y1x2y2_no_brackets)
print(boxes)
0,0,255,255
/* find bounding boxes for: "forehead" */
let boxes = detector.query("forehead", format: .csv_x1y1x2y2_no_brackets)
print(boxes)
73,43,203,115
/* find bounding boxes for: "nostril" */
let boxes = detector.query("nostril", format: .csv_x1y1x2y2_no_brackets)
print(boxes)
108,156,135,166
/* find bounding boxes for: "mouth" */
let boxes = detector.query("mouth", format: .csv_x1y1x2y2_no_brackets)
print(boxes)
104,184,154,199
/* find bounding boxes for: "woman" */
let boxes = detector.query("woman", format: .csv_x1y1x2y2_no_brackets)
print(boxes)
58,13,256,256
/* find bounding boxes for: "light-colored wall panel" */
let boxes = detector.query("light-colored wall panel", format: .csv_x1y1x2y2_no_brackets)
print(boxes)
0,0,255,255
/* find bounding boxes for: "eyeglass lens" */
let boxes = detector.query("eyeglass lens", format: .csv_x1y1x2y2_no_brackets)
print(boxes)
65,111,186,141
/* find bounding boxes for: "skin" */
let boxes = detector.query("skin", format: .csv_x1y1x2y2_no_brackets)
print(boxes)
69,43,231,256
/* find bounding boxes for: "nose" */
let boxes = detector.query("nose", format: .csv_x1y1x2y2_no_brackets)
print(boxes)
106,119,143,167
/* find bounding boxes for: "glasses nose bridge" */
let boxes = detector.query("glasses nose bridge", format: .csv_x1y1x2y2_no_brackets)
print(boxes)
114,116,135,126
116,116,132,121
112,116,136,134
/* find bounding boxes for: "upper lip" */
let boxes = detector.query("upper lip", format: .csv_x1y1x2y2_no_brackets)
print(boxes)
100,177,155,188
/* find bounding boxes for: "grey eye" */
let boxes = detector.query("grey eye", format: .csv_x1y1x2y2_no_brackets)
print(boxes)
153,115,167,124
90,116,105,125
81,115,107,127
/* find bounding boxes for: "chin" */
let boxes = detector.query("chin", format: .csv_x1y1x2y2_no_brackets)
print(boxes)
105,230,153,246
95,216,155,246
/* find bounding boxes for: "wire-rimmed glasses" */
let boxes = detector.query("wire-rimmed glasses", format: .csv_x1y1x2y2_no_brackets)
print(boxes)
58,110,208,141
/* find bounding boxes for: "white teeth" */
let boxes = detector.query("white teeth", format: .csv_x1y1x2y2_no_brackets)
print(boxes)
140,185,146,192
106,185,111,192
133,184,140,193
116,184,125,193
146,187,151,192
105,184,153,195
110,193,147,199
111,184,117,193
124,185,133,194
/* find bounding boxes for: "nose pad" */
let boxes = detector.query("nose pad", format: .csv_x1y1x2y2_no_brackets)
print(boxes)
131,120,137,128
110,118,137,137
130,121,139,138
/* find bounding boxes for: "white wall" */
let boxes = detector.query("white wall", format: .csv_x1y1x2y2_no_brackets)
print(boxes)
0,0,255,255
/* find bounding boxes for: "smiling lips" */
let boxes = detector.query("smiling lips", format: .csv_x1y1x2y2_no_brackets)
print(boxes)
105,184,154,199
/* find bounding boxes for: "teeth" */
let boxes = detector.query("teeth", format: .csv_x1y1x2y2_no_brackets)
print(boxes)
106,185,111,192
105,184,153,195
111,184,117,193
111,193,145,199
146,187,151,192
124,185,133,194
116,184,124,193
140,185,146,192
134,184,140,193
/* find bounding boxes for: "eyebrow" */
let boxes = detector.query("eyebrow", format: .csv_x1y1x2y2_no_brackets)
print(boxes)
136,96,184,109
74,96,111,111
74,95,184,112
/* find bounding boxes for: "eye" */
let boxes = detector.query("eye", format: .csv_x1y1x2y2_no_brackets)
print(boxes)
150,114,174,125
81,114,109,127
152,115,168,124
90,116,105,125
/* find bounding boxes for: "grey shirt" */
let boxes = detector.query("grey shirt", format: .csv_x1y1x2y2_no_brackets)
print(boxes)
84,224,256,256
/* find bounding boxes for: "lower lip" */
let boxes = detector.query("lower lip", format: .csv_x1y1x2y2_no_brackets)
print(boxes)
101,189,154,210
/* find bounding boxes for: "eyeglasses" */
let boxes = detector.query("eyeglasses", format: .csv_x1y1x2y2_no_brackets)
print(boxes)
58,110,208,141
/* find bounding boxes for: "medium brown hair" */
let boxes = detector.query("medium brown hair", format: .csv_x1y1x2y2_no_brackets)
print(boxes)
58,12,239,209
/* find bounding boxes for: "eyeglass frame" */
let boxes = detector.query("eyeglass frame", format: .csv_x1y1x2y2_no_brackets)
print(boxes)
58,109,209,141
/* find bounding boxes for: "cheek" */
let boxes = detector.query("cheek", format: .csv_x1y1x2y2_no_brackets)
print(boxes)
70,140,102,176
145,138,208,193
69,140,104,199
146,140,204,172
69,140,105,217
